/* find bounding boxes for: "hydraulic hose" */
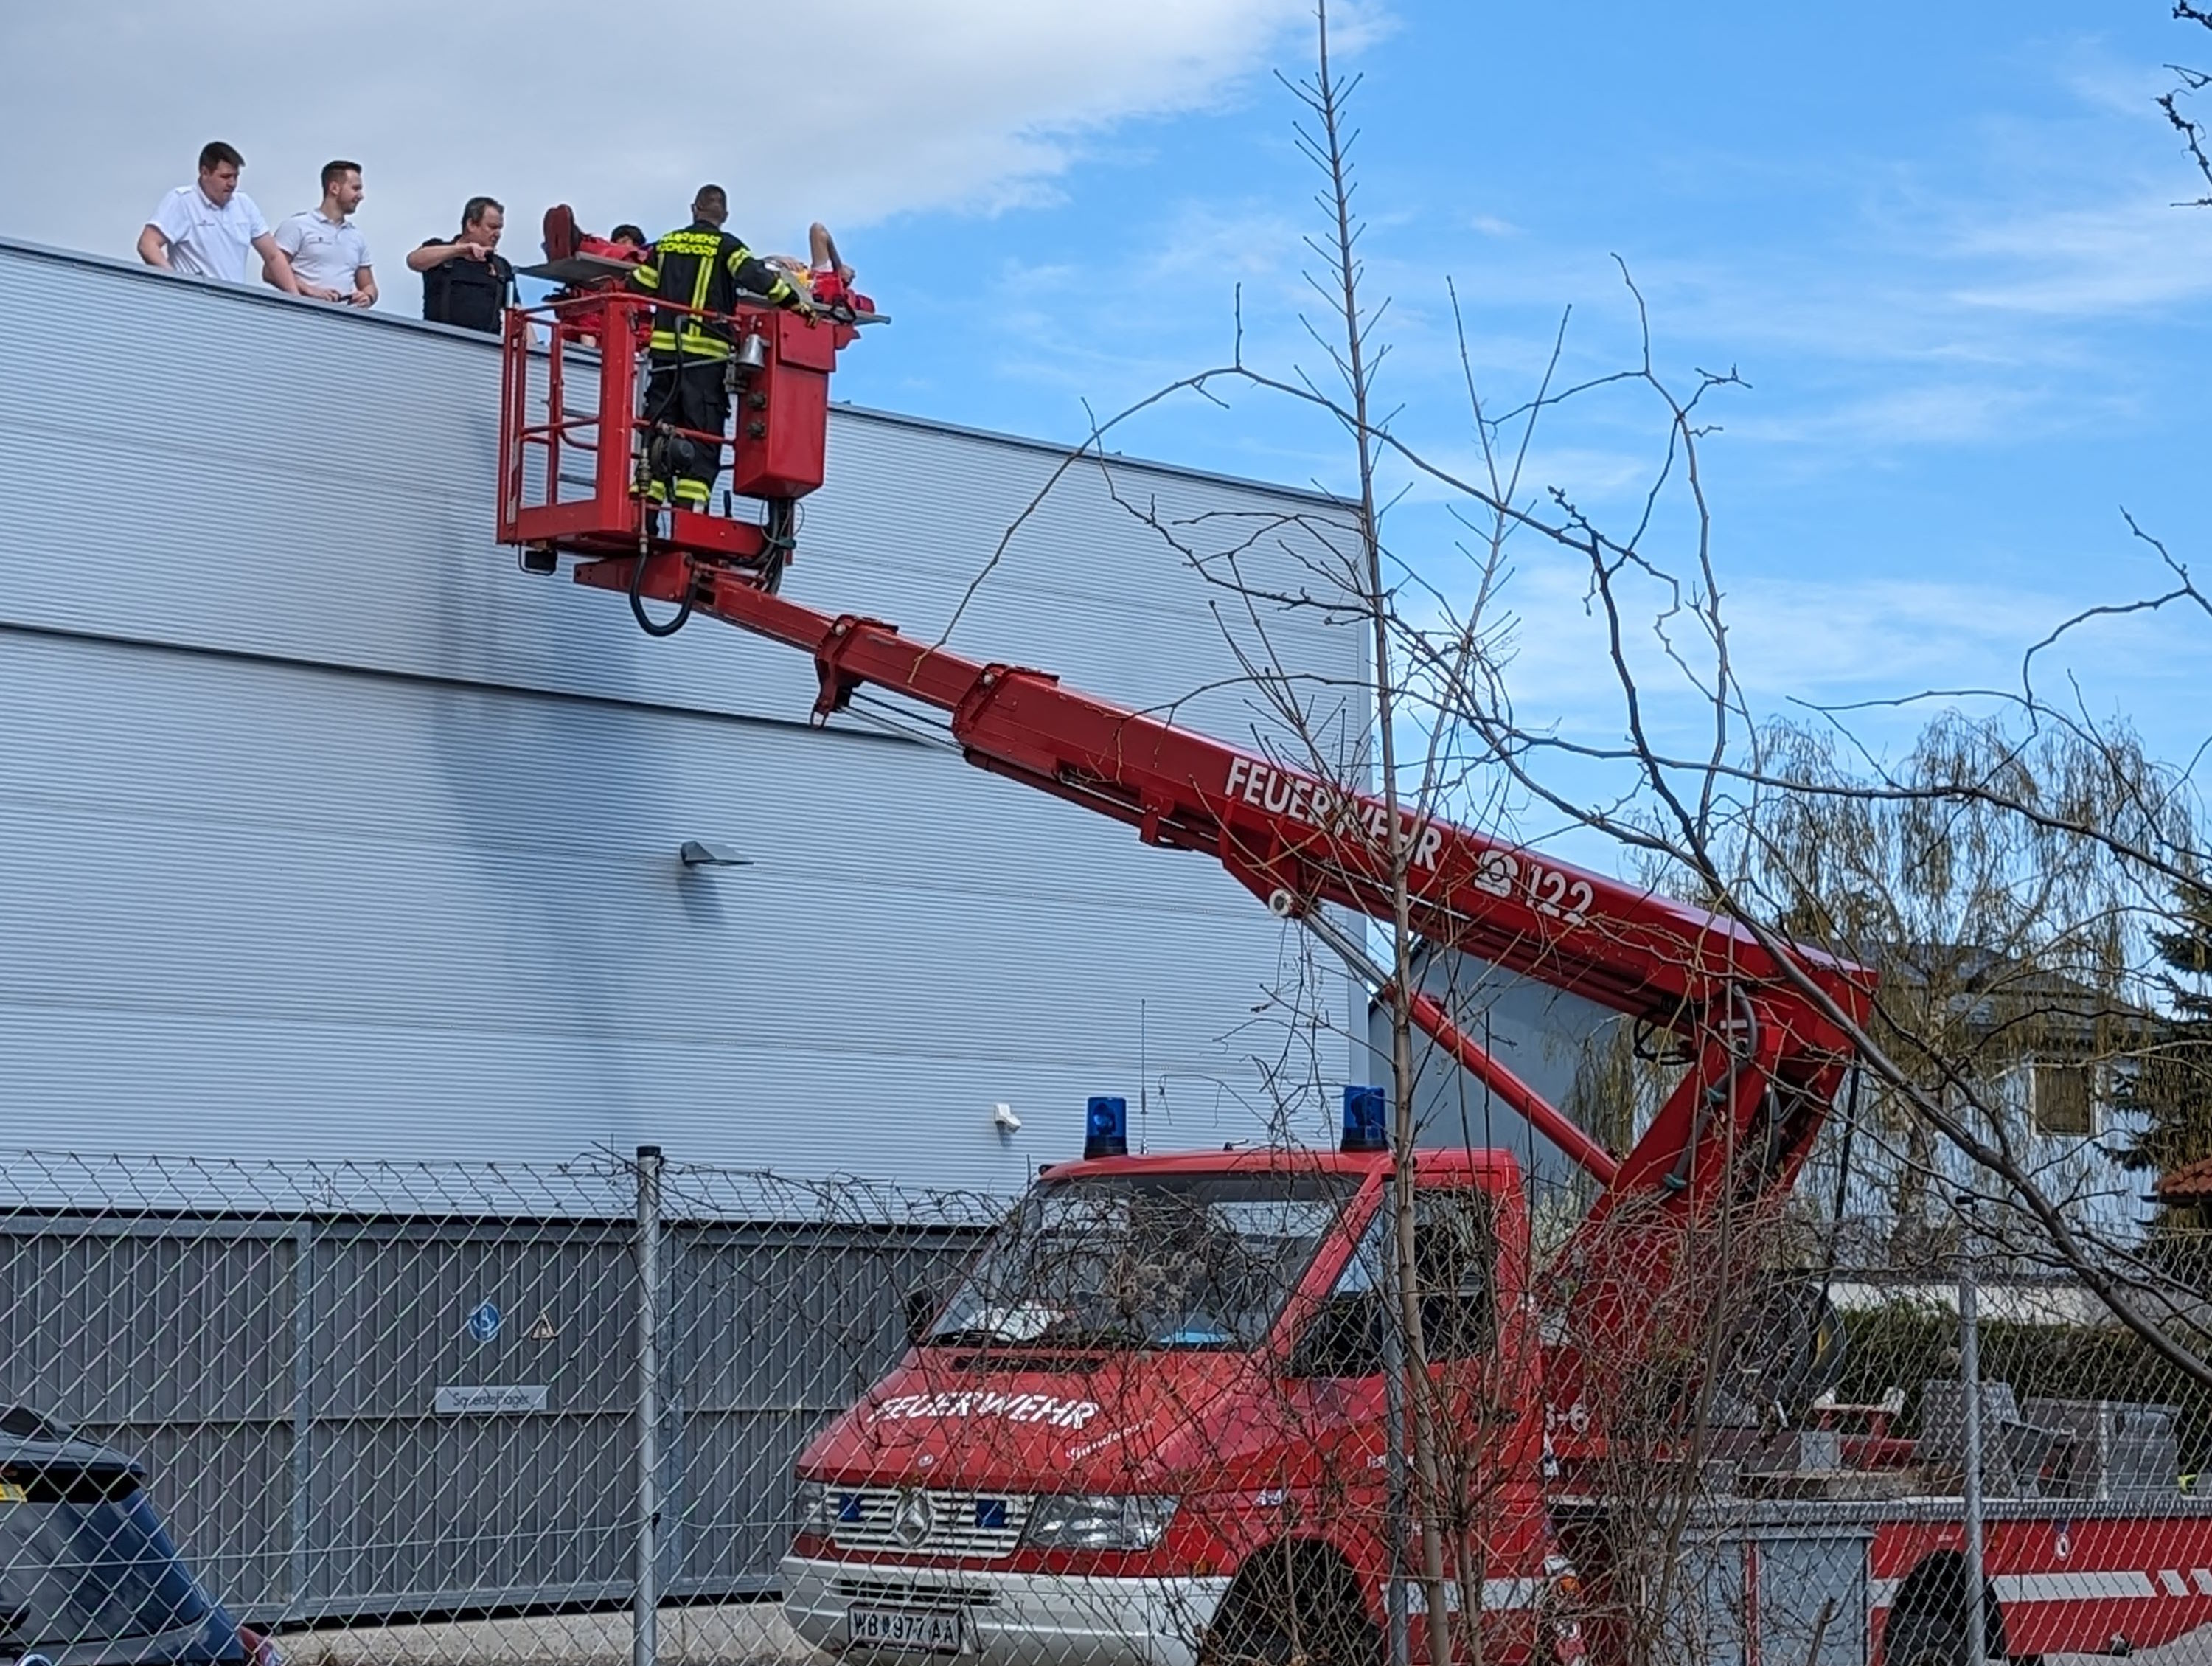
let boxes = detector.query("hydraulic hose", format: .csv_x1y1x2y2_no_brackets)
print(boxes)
627,521,694,638
1660,984,1761,1196
630,325,694,636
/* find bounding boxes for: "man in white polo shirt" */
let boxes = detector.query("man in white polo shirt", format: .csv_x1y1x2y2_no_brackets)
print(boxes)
136,141,299,293
268,161,377,306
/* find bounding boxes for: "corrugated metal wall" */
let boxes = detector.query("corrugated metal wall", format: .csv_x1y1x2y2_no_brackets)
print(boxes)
0,237,1365,1187
1372,948,1626,1201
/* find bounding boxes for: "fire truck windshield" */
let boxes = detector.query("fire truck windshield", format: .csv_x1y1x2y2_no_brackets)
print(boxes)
927,1170,1358,1353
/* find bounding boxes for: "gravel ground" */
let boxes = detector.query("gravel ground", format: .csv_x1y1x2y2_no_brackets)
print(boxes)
2045,1633,2212,1666
275,1600,831,1666
267,1604,2212,1665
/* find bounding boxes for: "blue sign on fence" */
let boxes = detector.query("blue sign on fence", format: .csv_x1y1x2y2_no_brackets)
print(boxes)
466,1300,503,1343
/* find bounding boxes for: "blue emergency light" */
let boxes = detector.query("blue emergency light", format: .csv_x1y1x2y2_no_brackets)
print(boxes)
1341,1084,1389,1153
1084,1095,1129,1160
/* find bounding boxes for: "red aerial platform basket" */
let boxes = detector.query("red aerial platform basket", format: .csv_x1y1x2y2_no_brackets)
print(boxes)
496,288,868,591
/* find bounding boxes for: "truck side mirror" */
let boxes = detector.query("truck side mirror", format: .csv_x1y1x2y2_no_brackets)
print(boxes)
902,1288,937,1347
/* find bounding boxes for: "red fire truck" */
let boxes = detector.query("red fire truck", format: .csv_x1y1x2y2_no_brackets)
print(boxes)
497,290,2212,1666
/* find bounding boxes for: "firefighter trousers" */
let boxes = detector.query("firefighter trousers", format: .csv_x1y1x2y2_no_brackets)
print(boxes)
644,358,730,509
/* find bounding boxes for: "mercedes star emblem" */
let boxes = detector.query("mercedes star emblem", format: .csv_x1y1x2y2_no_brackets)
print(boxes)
891,1489,936,1548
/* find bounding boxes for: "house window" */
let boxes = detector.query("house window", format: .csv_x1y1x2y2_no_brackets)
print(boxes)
2032,1061,2095,1137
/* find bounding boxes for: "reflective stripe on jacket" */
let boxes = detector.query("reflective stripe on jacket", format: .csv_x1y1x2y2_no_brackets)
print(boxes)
630,220,801,359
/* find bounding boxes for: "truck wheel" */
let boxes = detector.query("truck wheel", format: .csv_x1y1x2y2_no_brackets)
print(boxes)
1884,1554,2008,1666
1202,1547,1380,1666
1885,1608,1960,1666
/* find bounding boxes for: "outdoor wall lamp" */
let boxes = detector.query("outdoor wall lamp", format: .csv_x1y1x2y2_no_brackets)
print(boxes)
678,840,753,869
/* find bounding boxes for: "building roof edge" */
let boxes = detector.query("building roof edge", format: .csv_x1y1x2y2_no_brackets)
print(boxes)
0,232,1352,511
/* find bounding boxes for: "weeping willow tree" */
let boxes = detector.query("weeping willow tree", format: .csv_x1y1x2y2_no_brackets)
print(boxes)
1714,710,2192,1263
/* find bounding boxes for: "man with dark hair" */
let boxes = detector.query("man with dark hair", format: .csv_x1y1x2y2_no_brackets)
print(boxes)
406,196,515,333
139,141,299,291
268,161,376,306
628,184,815,510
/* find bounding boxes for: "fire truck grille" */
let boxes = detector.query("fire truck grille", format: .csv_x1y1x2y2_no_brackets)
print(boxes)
828,1488,1032,1558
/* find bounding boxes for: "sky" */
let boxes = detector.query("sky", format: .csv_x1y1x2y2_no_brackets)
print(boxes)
4,0,2208,849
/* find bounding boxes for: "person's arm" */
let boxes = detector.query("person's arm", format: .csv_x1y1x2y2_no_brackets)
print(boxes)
807,221,853,283
265,244,334,296
727,246,814,316
349,263,378,307
140,192,192,269
254,232,303,296
407,237,484,273
267,219,341,300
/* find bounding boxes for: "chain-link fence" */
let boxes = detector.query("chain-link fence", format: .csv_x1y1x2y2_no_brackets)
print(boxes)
0,1149,994,1665
10,1149,2212,1666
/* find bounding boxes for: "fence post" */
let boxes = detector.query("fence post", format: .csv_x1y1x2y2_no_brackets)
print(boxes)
636,1145,664,1666
290,1217,316,1616
1958,1244,1988,1666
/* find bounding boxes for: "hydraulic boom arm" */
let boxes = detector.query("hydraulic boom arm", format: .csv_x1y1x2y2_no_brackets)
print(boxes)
495,286,1873,1325
576,556,1874,1231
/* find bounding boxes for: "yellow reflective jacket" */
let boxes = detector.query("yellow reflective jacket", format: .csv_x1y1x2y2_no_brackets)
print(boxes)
630,220,801,360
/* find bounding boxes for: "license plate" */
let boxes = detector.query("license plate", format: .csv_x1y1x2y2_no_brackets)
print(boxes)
847,1606,967,1654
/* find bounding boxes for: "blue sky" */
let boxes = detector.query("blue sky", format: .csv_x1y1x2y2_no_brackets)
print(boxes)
816,3,2212,814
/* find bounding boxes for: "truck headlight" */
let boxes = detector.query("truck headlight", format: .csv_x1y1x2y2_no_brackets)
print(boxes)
1022,1493,1178,1551
793,1478,830,1533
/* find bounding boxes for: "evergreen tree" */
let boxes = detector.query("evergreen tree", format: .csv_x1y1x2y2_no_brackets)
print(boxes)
2114,882,2212,1199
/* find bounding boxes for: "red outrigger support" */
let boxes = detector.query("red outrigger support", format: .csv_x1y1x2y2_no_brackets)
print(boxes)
493,287,1874,1228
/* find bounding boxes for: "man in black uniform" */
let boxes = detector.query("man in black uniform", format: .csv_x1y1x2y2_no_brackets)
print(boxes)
407,195,516,333
630,184,814,510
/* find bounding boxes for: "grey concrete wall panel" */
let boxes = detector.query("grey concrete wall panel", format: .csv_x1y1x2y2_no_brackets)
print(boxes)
1754,1533,1870,1666
0,1208,981,1621
660,1222,973,1595
0,1220,300,1603
1669,1526,1871,1666
1367,948,1626,1198
300,1220,635,1606
0,238,1366,1180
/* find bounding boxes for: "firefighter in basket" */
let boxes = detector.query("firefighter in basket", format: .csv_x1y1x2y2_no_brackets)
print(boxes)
628,185,816,512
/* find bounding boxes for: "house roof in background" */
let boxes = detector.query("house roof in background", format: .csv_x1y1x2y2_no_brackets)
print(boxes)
2155,1153,2212,1202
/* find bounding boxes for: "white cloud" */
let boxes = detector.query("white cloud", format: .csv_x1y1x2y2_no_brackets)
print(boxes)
1374,440,1660,511
0,0,1318,279
1138,203,1310,283
1725,379,2061,450
2056,56,2180,122
1944,198,2212,315
1702,576,2060,698
1448,553,2209,749
1385,173,2212,473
